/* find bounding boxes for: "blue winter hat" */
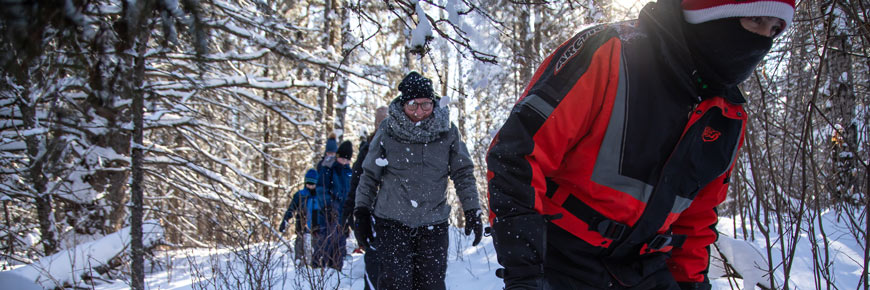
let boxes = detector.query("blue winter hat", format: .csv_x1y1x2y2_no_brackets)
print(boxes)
304,169,318,184
325,138,338,153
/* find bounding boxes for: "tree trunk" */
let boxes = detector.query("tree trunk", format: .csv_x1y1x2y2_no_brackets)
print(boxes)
517,8,533,86
262,62,272,201
320,0,337,137
336,0,349,136
18,87,57,255
123,1,155,289
3,201,11,256
827,32,857,205
130,72,146,290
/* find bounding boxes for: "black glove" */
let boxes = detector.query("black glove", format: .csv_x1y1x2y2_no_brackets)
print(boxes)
342,209,354,230
353,207,373,249
278,220,287,233
492,214,547,288
495,268,547,289
464,209,483,246
678,281,712,290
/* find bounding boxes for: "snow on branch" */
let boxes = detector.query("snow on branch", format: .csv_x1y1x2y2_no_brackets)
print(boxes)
163,135,271,203
206,18,387,86
7,221,164,289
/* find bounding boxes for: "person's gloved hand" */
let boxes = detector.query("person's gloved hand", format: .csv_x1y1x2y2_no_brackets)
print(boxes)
678,281,712,290
464,209,483,246
496,268,547,289
353,207,373,249
492,214,547,289
278,220,287,233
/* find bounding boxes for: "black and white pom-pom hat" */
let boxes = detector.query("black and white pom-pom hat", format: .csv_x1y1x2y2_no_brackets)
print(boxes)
682,0,796,29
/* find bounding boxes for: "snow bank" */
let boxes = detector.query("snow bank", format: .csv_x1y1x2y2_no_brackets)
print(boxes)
6,220,164,288
716,235,772,289
0,271,43,290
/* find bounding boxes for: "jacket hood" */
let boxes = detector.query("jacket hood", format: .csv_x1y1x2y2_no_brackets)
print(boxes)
384,98,451,144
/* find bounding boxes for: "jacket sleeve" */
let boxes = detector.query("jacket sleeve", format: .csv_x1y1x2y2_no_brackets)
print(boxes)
355,131,386,210
486,26,620,278
280,193,300,230
447,125,480,212
316,166,331,198
344,142,369,221
667,169,731,285
284,193,301,221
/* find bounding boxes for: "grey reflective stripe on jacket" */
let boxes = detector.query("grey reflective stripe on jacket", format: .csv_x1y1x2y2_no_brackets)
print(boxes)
354,124,480,228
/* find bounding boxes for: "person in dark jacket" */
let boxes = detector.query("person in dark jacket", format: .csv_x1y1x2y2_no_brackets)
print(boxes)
316,137,338,169
354,72,483,290
343,106,388,290
279,168,318,263
311,140,354,270
486,0,794,289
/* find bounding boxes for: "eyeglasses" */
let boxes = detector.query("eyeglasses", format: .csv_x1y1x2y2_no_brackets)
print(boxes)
404,101,434,111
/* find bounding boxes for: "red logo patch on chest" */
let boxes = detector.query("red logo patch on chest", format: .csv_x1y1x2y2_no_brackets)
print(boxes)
702,127,721,142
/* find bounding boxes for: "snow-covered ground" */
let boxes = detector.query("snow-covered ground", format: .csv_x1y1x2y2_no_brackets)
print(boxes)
1,212,864,289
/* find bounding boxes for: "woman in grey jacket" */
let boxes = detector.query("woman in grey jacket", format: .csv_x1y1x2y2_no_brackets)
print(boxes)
353,72,483,290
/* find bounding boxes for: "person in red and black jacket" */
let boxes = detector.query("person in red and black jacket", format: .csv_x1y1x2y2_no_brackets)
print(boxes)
486,0,794,289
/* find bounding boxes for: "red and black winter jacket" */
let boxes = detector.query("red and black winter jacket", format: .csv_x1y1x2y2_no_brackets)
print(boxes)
486,2,746,287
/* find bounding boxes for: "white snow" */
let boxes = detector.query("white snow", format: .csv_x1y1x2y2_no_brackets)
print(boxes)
716,235,771,289
0,127,48,138
375,158,389,166
8,221,164,288
82,227,497,290
409,2,433,48
446,0,460,26
0,271,43,290
439,93,452,107
0,213,861,290
410,200,418,208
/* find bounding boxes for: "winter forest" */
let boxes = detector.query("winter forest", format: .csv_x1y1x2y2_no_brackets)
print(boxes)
0,0,868,289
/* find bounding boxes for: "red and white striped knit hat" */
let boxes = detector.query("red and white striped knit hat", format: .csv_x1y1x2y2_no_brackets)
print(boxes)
682,0,796,28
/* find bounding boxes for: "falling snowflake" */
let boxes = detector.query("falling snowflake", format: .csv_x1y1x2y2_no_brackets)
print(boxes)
375,158,389,166
410,200,418,208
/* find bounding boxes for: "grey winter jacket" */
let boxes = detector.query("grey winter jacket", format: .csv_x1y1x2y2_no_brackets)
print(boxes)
354,101,480,228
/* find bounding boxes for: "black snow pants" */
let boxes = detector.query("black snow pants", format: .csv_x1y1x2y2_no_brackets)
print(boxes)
374,217,448,290
363,237,379,290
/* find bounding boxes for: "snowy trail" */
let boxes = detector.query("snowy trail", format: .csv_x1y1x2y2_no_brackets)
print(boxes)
2,212,864,290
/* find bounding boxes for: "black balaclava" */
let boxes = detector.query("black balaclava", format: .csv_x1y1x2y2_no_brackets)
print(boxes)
683,18,773,96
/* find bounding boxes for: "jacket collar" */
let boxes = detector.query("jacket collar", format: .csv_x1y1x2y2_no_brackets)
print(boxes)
384,99,451,144
637,0,747,105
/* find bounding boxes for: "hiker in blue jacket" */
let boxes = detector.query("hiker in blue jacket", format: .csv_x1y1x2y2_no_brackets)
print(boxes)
279,168,318,263
311,140,354,270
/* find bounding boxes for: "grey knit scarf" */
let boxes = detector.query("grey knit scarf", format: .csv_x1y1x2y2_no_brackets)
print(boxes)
384,99,450,144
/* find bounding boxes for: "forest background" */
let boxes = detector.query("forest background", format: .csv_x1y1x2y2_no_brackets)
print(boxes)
0,0,868,289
